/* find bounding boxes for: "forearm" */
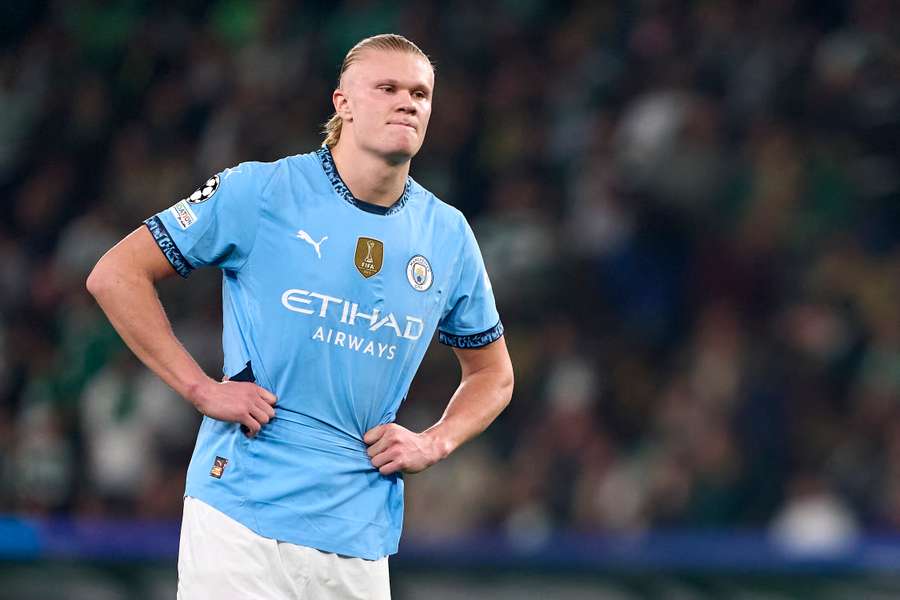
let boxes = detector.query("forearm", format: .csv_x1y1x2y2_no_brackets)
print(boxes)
87,263,210,405
363,338,512,475
422,364,513,460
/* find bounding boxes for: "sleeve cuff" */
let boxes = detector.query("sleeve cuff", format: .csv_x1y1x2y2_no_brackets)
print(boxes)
143,216,194,278
439,320,504,349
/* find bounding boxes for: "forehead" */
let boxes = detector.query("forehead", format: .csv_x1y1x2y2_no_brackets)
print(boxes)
344,50,434,88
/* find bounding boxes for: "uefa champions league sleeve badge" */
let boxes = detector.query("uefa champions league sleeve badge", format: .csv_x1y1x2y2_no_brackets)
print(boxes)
187,175,220,204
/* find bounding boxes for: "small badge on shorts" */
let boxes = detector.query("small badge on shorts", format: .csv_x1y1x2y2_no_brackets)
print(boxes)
210,456,229,479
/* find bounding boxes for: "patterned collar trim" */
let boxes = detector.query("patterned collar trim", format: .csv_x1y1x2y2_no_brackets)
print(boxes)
315,146,411,216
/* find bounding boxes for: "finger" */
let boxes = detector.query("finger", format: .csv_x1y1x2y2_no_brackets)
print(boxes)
249,404,270,426
256,386,277,405
379,461,401,476
243,415,262,436
364,424,387,445
370,450,397,469
256,398,275,419
366,436,392,458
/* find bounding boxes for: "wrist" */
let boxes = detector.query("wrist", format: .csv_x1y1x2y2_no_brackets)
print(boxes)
422,425,455,463
185,375,215,413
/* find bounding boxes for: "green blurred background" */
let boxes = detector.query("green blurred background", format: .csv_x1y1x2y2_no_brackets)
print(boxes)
1,0,899,598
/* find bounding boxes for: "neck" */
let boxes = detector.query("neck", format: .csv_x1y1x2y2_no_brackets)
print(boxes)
330,141,410,207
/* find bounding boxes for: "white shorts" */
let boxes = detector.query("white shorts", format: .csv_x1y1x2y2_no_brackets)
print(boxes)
177,496,391,600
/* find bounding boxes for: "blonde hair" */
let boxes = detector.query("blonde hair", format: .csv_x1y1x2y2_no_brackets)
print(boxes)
322,34,433,148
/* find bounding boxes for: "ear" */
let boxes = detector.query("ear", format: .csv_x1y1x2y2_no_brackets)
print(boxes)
333,88,352,122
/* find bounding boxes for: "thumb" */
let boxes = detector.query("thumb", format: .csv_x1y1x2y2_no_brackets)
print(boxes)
364,424,387,445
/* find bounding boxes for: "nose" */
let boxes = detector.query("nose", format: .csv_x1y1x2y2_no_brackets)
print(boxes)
396,91,416,114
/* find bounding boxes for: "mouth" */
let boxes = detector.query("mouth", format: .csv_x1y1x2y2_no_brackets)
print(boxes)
388,122,417,131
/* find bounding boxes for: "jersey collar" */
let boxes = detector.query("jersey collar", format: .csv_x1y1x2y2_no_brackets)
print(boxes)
316,146,411,216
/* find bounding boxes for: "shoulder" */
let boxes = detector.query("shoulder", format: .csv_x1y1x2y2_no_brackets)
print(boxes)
218,151,320,195
216,159,278,193
407,177,469,233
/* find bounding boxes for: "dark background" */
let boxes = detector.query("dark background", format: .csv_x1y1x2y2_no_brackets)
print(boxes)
0,1,899,597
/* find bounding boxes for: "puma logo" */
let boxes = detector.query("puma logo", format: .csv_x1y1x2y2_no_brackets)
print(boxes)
296,230,328,259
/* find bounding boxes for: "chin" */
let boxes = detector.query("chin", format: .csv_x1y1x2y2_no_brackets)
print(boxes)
380,140,420,163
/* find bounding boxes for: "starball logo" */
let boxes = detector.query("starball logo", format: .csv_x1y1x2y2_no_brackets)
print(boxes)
281,288,424,360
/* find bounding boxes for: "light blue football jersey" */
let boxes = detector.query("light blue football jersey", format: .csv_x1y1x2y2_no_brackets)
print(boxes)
144,147,503,559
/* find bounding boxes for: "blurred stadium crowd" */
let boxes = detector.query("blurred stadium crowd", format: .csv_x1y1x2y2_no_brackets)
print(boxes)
1,0,898,550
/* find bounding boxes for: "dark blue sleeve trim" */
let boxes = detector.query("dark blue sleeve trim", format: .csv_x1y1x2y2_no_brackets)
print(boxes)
143,216,194,278
439,320,504,349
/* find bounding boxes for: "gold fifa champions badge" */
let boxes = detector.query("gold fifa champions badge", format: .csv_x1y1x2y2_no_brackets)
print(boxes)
355,237,384,278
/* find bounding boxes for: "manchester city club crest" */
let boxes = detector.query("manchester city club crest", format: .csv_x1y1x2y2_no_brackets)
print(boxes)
355,237,384,278
406,255,433,291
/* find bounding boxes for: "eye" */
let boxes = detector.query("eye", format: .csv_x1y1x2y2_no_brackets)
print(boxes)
414,90,428,100
379,85,394,93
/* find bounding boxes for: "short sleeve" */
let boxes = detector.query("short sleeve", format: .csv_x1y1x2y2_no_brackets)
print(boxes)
438,218,504,348
143,163,275,277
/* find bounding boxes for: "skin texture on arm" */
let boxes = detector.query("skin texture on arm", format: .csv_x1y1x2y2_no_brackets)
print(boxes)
364,336,514,475
86,226,276,436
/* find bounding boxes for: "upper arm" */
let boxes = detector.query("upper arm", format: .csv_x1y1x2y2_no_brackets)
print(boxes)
137,162,275,280
452,335,513,383
439,216,503,349
89,225,177,287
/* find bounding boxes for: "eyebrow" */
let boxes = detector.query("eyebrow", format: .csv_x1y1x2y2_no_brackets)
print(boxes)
374,78,432,93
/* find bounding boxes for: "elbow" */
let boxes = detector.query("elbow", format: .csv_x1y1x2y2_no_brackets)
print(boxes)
87,256,154,304
85,262,106,298
86,258,118,300
500,365,514,408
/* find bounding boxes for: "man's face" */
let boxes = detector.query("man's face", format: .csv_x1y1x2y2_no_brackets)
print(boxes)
335,50,434,162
